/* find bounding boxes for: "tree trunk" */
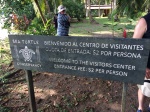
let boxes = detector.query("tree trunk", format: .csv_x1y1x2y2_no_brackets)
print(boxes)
52,0,62,13
113,0,116,9
34,0,47,25
98,0,101,17
54,0,57,13
45,0,51,15
87,0,99,24
85,0,88,17
87,0,92,21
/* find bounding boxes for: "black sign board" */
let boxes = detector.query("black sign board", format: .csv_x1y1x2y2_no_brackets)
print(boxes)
8,35,150,84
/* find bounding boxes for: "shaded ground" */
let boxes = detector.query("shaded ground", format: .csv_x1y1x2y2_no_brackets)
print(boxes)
0,68,138,112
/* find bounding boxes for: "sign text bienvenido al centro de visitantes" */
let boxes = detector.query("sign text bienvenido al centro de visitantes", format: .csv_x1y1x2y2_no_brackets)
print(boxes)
9,35,150,84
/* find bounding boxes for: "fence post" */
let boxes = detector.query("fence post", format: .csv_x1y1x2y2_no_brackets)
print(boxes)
26,70,37,112
121,82,127,112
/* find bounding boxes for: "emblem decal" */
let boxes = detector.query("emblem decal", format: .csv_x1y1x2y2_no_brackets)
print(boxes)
19,46,35,62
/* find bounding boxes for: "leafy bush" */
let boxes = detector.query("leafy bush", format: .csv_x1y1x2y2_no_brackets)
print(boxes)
0,106,10,112
2,1,35,31
63,1,86,21
25,17,56,35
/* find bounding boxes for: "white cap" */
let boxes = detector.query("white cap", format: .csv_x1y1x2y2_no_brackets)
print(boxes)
58,5,66,13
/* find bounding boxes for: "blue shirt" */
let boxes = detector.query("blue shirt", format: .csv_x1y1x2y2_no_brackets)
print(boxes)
57,13,70,36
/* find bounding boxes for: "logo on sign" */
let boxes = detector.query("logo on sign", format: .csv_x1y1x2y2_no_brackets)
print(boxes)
19,46,35,62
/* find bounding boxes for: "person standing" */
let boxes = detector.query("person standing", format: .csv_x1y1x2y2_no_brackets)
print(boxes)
57,5,71,36
133,11,150,112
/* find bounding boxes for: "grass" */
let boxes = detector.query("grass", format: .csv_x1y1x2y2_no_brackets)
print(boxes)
69,17,136,37
0,39,12,65
0,38,12,83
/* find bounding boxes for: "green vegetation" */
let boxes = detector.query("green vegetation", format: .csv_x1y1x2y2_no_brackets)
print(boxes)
25,18,56,35
63,0,86,21
1,0,147,36
0,39,11,65
0,106,10,112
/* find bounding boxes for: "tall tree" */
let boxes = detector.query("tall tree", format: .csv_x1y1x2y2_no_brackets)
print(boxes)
87,0,92,22
45,0,51,15
87,0,99,24
32,0,47,25
51,0,62,13
115,0,148,18
98,0,101,17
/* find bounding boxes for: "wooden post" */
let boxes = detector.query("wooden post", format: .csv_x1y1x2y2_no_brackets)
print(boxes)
121,82,127,112
26,70,37,112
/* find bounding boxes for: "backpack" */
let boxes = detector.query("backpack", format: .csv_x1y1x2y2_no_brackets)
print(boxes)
53,14,58,29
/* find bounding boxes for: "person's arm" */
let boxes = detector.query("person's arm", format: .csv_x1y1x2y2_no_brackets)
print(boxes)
67,14,71,22
146,68,150,79
133,18,147,39
133,18,150,78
